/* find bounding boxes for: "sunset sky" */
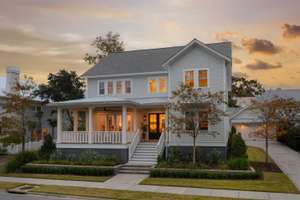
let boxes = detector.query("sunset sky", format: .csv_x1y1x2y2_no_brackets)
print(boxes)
0,0,299,88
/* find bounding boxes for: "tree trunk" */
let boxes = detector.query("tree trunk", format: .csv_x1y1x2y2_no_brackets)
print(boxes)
192,133,196,165
265,124,269,164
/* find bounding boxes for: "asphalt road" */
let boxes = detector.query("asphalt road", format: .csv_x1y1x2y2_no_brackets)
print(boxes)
0,190,108,200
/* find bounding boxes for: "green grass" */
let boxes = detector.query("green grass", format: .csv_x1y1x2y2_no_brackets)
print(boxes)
0,173,110,182
247,146,273,163
141,172,298,193
0,181,25,189
32,184,245,200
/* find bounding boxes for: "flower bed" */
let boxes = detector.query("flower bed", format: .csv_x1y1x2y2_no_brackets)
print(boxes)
21,163,119,176
150,167,262,180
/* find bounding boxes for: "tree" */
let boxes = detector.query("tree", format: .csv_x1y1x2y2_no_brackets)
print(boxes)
167,84,226,165
0,76,36,152
232,76,265,97
84,31,125,64
252,97,300,164
34,69,85,130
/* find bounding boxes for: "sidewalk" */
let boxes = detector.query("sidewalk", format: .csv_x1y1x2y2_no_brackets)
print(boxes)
245,138,300,190
1,174,300,200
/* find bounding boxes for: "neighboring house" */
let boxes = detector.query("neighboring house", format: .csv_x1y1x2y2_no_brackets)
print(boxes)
49,39,232,165
231,89,300,137
0,67,55,143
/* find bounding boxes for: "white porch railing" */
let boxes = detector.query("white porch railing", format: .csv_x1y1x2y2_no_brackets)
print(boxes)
128,130,140,160
93,131,122,144
61,131,89,143
156,132,165,156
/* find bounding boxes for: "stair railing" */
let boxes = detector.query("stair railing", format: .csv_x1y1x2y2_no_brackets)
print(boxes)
156,132,165,157
128,129,140,160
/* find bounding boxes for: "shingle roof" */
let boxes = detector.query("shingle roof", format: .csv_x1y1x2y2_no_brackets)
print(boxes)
82,41,231,77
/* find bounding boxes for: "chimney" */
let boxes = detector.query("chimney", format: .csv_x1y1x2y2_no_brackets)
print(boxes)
5,66,20,94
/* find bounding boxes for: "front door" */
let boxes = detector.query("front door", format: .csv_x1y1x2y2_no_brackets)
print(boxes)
148,113,165,140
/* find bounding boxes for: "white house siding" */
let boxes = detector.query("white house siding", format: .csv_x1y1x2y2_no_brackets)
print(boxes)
167,46,229,147
87,74,168,99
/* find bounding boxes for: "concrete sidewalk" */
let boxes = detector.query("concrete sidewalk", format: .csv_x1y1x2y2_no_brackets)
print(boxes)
1,175,300,200
245,138,300,190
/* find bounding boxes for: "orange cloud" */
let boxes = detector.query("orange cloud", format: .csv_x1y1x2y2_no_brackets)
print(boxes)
241,38,282,55
282,23,300,39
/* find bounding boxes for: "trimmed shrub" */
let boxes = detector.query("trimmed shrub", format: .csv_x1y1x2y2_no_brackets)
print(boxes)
150,168,261,180
228,158,249,170
230,133,247,158
287,126,300,152
38,134,56,160
5,151,38,172
227,126,237,157
21,163,115,176
209,149,221,166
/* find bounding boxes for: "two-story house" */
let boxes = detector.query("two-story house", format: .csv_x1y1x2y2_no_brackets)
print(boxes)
49,39,232,166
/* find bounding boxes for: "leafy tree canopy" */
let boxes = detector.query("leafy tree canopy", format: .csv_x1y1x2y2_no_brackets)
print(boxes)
84,31,125,64
232,76,265,97
34,69,85,102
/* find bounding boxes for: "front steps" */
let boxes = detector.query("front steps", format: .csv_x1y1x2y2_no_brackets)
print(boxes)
119,142,158,174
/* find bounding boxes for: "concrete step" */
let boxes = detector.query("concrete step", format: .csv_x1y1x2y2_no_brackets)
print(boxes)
126,161,157,166
130,159,157,163
118,169,150,174
132,155,157,159
133,152,158,156
134,149,158,153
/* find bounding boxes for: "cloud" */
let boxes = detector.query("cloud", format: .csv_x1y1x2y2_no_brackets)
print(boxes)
233,57,242,64
60,33,83,42
232,71,248,78
241,38,282,55
245,59,282,70
282,23,300,39
214,31,242,50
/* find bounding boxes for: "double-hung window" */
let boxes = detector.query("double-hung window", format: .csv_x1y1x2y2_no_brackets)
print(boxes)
184,69,208,88
159,77,167,93
125,80,131,94
99,81,105,95
148,79,157,94
107,81,113,95
116,80,123,95
148,77,167,94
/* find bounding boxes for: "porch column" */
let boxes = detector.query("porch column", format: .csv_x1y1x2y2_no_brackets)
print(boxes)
122,105,127,144
133,107,137,132
73,110,78,131
57,108,62,143
88,107,93,144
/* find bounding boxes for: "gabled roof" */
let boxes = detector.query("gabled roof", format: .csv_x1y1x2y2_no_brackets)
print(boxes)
82,40,232,77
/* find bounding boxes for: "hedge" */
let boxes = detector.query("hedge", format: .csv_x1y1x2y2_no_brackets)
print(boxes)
150,168,262,180
21,163,116,176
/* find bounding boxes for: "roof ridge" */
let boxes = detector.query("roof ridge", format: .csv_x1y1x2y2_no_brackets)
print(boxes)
112,45,184,54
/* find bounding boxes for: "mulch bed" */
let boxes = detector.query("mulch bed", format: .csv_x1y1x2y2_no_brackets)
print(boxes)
250,162,282,172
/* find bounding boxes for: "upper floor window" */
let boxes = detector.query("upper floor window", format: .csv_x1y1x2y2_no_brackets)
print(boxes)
116,81,123,95
107,81,113,95
159,77,167,93
125,80,131,94
184,69,208,88
149,79,156,94
184,71,194,87
148,77,168,94
99,81,105,95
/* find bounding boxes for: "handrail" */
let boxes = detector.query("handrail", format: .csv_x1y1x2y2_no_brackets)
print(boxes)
128,130,140,160
156,132,165,156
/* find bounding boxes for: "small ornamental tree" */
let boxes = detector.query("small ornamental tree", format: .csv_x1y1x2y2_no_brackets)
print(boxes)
167,84,226,165
39,134,56,160
0,76,36,152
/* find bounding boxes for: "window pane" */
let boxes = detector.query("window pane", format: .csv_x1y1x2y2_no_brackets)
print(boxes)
199,70,208,87
94,112,106,131
149,79,156,94
127,113,132,131
159,78,167,93
185,71,194,87
107,81,113,94
99,82,105,95
116,81,123,94
125,80,131,94
199,112,208,130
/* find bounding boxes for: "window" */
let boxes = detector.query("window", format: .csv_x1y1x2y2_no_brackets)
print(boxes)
199,112,208,130
99,81,105,95
199,70,208,88
184,71,194,87
159,77,167,93
107,81,113,95
149,79,156,94
125,80,131,94
116,81,123,94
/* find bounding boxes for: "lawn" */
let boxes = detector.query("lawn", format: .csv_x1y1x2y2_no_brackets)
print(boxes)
0,181,246,200
0,173,110,182
141,146,299,193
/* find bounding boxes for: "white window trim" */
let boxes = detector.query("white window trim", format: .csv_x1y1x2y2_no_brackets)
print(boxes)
183,68,209,89
97,79,132,96
147,76,168,94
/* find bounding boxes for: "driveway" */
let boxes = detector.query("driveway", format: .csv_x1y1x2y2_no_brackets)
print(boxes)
244,136,300,190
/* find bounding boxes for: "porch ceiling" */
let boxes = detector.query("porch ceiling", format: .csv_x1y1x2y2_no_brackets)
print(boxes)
47,96,168,107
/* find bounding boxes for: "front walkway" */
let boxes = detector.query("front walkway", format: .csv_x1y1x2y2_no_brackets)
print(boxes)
1,175,300,200
244,136,300,190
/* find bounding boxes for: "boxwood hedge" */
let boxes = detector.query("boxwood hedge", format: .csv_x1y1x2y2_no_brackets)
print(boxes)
150,168,262,180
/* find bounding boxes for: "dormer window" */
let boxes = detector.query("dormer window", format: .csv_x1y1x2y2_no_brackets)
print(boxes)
116,81,123,95
184,69,208,88
99,81,105,95
125,80,131,94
